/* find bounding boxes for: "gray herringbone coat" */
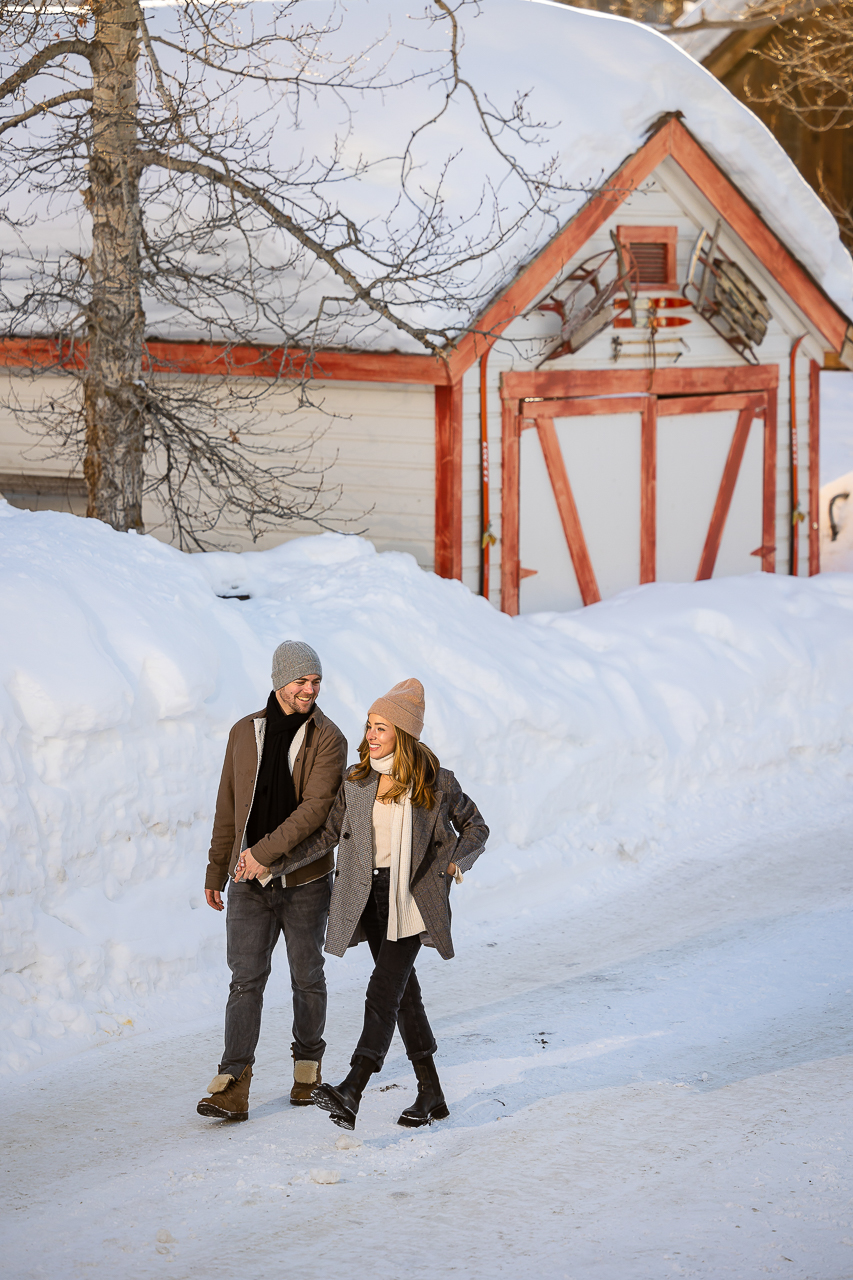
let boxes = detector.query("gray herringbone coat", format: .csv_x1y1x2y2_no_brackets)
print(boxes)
269,767,488,960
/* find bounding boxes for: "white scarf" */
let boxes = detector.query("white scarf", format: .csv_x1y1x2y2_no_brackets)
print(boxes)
370,754,425,941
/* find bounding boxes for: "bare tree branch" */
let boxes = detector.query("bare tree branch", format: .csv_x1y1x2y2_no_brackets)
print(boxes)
136,147,450,356
0,89,92,137
0,38,93,102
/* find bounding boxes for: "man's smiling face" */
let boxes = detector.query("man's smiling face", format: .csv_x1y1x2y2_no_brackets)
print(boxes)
276,674,321,715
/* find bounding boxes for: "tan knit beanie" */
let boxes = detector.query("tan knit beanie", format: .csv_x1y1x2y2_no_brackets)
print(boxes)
368,678,425,741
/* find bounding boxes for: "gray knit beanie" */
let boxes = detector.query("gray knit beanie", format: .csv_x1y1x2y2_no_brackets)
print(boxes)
271,640,322,691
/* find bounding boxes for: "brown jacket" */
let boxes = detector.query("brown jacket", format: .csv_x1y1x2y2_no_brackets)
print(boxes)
205,703,348,892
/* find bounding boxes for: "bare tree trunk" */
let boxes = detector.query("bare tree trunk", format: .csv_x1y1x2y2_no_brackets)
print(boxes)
83,0,145,531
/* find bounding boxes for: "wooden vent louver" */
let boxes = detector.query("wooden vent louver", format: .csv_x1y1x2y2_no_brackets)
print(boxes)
616,226,678,291
626,241,668,285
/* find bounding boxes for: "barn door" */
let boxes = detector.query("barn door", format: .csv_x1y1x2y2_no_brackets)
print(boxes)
512,390,774,614
656,393,772,585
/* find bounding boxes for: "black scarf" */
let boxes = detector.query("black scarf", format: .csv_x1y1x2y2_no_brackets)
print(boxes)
245,691,311,850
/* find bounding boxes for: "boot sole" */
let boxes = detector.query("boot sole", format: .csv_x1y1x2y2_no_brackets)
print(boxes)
397,1102,450,1128
312,1084,356,1130
289,1096,316,1106
197,1100,248,1121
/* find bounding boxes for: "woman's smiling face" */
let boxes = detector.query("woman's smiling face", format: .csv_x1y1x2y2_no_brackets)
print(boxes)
366,713,397,759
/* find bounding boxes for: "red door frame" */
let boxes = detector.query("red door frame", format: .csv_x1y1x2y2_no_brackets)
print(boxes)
500,366,778,615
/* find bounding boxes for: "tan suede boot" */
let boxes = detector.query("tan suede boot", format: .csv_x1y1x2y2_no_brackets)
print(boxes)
290,1045,322,1106
197,1064,252,1121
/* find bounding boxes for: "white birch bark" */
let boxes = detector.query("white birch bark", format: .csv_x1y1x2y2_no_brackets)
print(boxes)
82,1,144,530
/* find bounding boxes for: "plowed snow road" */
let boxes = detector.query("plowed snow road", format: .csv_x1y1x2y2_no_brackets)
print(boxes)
3,814,852,1280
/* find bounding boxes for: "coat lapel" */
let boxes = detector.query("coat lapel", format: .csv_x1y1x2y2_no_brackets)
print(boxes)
344,773,379,876
410,791,441,879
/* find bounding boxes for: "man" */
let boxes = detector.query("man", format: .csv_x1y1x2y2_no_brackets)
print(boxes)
197,640,348,1122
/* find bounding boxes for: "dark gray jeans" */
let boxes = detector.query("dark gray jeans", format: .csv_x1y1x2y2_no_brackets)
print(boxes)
354,868,438,1070
220,874,331,1075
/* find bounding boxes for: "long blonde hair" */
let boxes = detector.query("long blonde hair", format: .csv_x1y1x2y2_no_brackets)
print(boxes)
350,726,440,809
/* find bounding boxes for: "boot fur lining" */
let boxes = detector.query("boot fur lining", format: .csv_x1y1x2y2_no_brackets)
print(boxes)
293,1060,319,1085
207,1072,235,1094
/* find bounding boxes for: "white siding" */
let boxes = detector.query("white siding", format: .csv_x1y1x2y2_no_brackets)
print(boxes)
0,372,80,472
0,373,436,568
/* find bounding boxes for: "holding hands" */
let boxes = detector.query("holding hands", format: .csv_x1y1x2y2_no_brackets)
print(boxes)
234,848,266,882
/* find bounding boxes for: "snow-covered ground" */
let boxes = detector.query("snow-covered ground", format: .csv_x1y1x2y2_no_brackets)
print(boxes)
2,504,853,1275
4,810,852,1278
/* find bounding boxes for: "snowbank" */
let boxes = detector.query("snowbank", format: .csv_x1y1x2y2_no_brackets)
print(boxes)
2,503,853,1074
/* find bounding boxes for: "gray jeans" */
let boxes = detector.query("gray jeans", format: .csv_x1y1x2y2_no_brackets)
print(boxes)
220,874,331,1074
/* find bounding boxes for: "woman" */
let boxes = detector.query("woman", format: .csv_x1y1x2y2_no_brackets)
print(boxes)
282,677,488,1130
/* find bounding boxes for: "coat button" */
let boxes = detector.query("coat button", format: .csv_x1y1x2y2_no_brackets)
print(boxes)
342,832,351,839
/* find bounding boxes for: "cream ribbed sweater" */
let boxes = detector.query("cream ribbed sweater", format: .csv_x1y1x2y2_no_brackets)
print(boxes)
369,755,425,940
371,796,394,868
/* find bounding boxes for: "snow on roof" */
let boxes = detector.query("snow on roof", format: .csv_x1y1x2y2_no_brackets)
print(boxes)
3,0,851,351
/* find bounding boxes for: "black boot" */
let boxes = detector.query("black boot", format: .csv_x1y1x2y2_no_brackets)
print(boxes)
397,1055,450,1127
312,1055,375,1131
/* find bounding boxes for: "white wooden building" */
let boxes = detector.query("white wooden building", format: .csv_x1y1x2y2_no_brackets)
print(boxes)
2,3,851,614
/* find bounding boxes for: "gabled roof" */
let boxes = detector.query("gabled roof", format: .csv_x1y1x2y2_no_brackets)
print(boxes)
3,0,851,357
4,115,848,384
451,114,852,374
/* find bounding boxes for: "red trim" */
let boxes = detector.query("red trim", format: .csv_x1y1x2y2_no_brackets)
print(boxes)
502,365,778,400
616,225,678,291
763,388,778,573
0,336,451,387
434,383,464,579
696,404,758,580
521,395,649,418
479,349,492,597
535,416,601,606
641,398,657,584
501,377,775,613
809,361,821,575
657,392,765,415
